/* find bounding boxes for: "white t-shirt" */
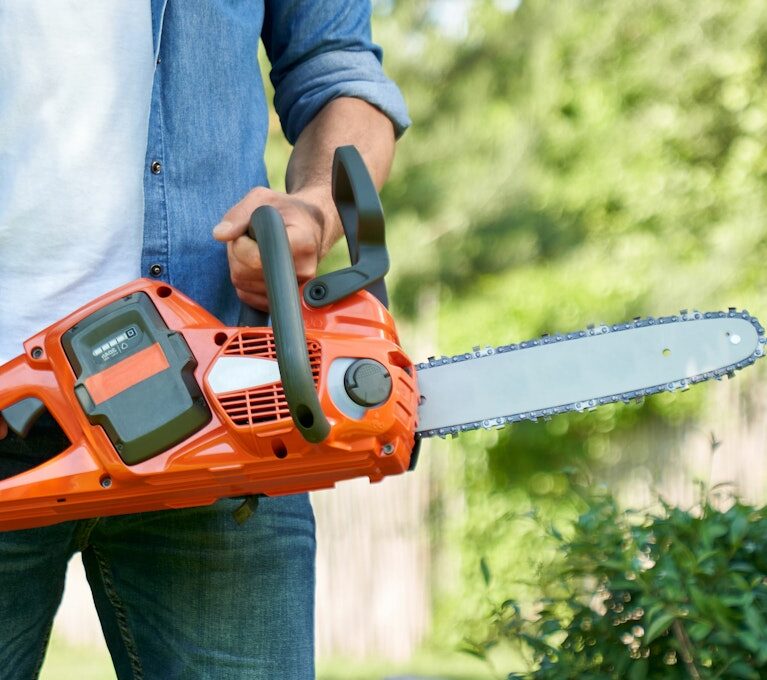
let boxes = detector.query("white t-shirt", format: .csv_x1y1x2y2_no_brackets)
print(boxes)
0,1,155,363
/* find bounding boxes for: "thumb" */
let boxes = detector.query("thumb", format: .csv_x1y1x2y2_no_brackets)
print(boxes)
212,220,245,242
214,187,278,242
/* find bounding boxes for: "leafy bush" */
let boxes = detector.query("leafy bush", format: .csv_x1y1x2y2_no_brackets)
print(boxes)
465,479,767,679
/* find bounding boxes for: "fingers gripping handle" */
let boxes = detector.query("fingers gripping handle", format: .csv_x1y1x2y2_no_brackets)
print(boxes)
246,206,330,443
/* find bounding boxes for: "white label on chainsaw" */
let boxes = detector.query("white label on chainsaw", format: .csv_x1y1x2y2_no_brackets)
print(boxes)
208,356,281,394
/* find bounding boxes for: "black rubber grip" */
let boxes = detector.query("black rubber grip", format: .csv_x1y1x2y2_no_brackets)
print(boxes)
304,146,390,307
246,206,330,443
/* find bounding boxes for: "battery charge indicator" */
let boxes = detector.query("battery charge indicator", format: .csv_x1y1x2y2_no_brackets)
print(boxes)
92,326,139,358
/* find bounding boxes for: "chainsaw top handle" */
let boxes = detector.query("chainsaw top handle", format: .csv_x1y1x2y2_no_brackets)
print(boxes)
241,145,390,444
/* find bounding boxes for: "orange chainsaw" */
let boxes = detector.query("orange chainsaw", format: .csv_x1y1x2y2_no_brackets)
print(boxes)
0,146,764,531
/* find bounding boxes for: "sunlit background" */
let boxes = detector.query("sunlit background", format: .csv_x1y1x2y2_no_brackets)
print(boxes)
42,0,767,677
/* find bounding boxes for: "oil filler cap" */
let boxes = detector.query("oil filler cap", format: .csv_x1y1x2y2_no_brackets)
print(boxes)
343,359,392,407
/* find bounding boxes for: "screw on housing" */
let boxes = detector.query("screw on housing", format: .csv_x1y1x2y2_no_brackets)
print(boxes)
309,284,327,301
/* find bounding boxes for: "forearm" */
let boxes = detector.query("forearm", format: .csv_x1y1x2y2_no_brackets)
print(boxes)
286,97,397,255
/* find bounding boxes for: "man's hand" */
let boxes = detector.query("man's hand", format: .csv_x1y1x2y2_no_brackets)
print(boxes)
214,97,396,312
213,188,338,312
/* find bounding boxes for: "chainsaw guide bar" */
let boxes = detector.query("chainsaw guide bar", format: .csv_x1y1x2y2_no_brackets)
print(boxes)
415,309,766,438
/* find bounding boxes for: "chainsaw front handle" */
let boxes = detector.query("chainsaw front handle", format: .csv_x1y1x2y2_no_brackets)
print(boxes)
246,206,331,443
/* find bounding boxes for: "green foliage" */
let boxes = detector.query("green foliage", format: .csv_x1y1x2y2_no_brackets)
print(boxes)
383,0,767,320
466,479,767,678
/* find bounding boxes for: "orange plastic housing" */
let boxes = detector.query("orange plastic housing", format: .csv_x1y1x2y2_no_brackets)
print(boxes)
0,279,419,531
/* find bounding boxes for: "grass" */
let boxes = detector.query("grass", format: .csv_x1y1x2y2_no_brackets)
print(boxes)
39,637,115,680
39,638,494,680
316,651,494,680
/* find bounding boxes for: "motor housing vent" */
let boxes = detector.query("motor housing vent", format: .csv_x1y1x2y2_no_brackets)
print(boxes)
215,330,321,427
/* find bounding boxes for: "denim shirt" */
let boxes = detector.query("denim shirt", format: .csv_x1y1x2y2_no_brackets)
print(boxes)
143,0,409,325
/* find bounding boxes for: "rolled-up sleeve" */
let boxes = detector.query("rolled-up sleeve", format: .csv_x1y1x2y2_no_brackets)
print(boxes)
262,0,411,144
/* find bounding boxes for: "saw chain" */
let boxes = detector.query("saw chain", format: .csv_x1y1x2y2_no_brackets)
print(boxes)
415,309,766,438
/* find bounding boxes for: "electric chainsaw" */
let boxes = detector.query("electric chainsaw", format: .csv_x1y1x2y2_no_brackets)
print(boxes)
0,146,764,532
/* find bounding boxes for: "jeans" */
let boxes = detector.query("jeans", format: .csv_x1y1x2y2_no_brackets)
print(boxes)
0,418,316,680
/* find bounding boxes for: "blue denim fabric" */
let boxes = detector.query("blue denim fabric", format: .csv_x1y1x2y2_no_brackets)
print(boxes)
0,499,316,680
0,2,409,677
142,0,410,327
0,424,316,680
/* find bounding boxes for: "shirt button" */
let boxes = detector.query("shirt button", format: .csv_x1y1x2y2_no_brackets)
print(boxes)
149,264,163,277
150,161,162,175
